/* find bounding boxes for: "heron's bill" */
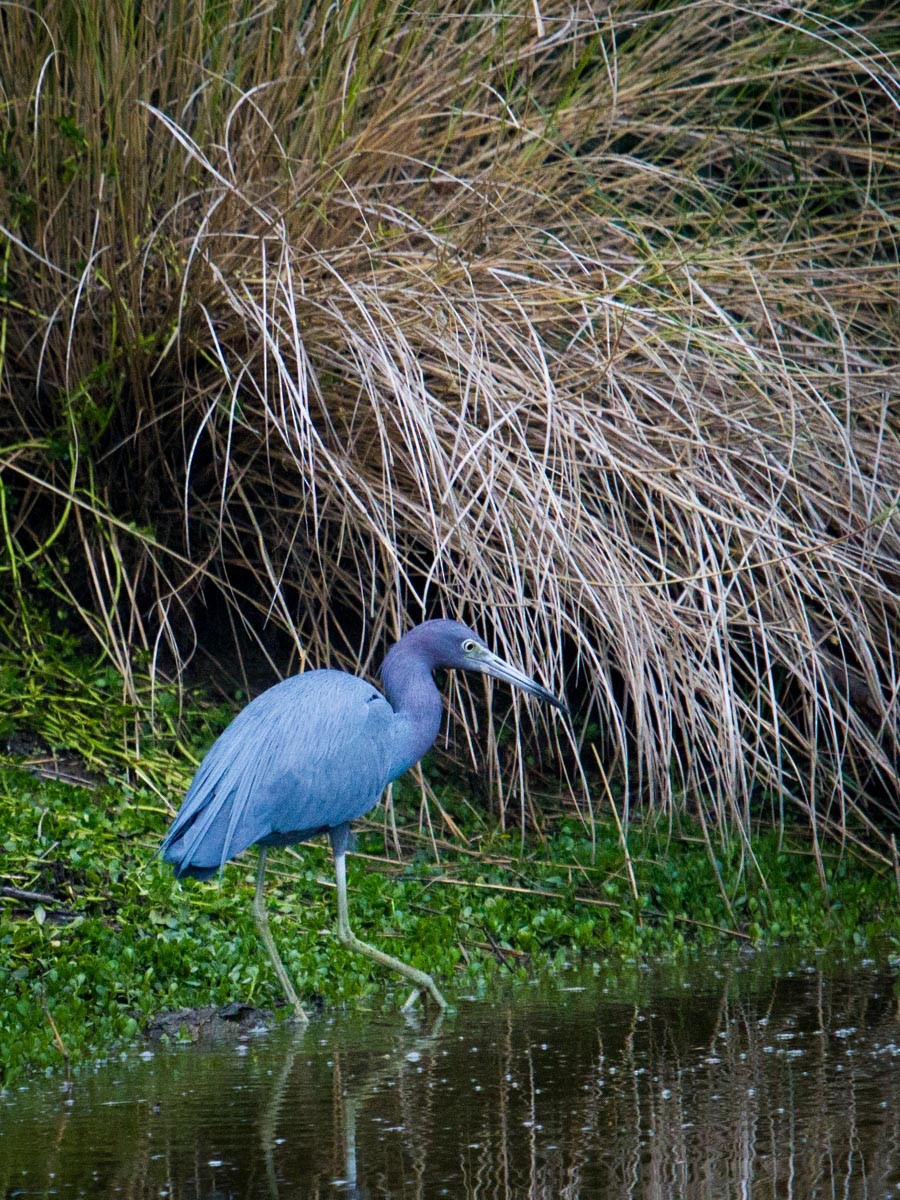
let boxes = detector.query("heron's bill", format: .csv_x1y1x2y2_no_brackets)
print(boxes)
479,650,568,713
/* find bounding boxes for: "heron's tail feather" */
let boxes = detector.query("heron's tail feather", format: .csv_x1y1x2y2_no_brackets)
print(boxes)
160,712,281,877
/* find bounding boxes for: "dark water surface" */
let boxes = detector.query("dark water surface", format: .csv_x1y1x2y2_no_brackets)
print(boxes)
2,952,898,1198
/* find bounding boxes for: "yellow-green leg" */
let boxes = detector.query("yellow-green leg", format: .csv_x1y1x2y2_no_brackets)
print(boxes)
253,847,309,1023
333,848,447,1013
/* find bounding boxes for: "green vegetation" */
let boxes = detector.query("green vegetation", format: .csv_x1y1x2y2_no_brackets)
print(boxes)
1,626,897,1086
1,0,898,1086
2,751,896,1088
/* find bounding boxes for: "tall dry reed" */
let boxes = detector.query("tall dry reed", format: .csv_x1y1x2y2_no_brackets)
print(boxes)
1,1,897,862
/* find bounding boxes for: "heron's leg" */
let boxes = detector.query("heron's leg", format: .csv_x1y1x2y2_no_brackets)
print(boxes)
332,844,448,1013
252,847,309,1023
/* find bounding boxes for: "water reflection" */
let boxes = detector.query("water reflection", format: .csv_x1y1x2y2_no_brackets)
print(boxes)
1,952,898,1198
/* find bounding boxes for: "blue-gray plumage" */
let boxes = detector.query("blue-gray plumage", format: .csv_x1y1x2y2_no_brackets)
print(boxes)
161,619,565,1019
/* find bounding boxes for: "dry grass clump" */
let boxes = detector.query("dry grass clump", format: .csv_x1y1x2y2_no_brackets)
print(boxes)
1,1,897,863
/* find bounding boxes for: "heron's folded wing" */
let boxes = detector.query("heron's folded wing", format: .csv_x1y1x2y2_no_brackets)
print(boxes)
161,671,395,876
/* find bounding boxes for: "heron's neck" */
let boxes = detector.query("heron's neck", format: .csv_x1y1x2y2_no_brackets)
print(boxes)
381,652,443,780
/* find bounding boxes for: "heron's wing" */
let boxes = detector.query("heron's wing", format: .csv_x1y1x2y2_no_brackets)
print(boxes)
161,671,395,876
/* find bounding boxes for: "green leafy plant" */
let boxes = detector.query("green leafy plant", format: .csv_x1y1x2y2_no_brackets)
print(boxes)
2,738,897,1087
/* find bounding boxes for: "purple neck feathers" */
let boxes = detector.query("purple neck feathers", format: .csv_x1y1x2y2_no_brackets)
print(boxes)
381,639,444,779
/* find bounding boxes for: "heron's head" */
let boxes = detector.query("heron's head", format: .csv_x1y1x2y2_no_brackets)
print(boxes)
392,619,566,711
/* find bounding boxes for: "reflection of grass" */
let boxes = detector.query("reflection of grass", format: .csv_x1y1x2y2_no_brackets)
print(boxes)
2,736,896,1084
1,0,898,862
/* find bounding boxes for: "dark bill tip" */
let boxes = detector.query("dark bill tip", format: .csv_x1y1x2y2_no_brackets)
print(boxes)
480,651,568,715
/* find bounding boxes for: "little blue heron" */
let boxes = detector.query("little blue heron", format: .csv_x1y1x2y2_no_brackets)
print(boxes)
161,619,564,1020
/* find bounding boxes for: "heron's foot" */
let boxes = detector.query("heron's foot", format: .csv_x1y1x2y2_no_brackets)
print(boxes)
401,979,448,1014
336,925,448,1013
284,1001,310,1025
268,980,309,1025
401,987,421,1012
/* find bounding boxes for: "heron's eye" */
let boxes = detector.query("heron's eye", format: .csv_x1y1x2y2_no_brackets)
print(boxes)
462,639,478,654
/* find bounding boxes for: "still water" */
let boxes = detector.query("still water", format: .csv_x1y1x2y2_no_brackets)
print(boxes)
1,951,898,1198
